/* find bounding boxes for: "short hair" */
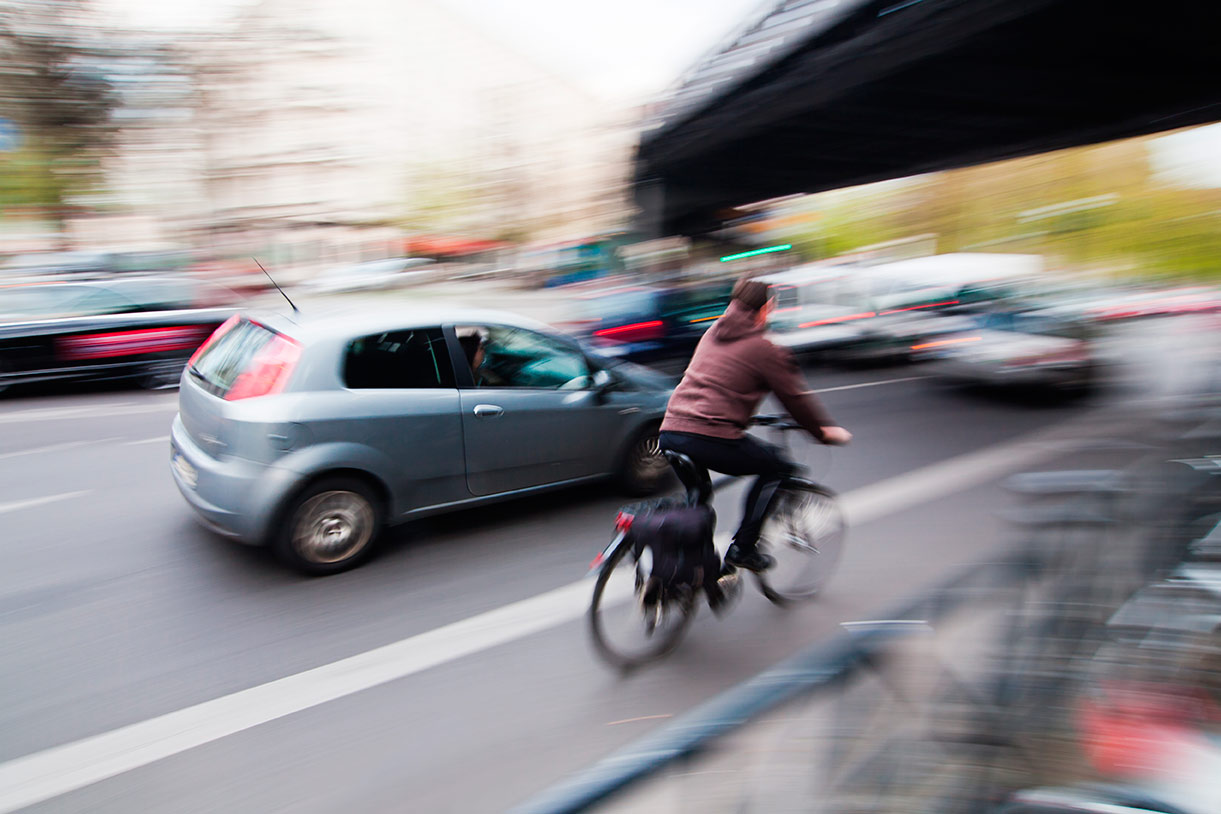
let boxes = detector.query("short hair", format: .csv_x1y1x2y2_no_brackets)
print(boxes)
731,275,771,311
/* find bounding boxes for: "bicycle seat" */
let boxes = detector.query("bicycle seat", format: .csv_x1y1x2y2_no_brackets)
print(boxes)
663,450,713,506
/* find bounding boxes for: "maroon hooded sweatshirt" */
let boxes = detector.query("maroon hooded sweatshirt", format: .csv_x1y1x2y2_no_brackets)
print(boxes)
660,299,833,441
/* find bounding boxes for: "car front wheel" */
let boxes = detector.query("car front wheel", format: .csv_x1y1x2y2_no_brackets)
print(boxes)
274,477,382,575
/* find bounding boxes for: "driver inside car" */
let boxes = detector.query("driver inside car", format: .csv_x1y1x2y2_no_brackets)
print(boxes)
458,331,508,387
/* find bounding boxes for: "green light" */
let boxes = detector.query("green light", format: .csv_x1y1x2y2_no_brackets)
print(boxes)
719,244,792,262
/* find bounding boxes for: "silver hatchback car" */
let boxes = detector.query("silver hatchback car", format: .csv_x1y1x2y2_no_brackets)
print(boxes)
170,306,673,573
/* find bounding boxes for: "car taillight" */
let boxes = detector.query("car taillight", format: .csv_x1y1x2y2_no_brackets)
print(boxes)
224,333,302,400
593,320,664,343
188,314,240,367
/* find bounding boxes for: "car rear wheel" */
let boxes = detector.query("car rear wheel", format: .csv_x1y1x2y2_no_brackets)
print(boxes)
618,426,669,496
274,477,382,575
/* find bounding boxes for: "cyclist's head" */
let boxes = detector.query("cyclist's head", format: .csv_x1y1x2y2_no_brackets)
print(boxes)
731,275,774,322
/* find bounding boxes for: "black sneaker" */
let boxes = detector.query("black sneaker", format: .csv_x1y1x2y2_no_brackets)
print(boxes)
724,543,775,573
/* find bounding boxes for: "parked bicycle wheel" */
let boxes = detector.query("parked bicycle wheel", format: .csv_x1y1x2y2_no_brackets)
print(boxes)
588,540,697,669
755,482,845,604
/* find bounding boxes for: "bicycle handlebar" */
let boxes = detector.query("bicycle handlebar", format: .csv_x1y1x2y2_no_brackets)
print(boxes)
751,414,802,431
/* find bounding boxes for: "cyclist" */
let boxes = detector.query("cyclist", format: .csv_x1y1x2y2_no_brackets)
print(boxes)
659,274,852,572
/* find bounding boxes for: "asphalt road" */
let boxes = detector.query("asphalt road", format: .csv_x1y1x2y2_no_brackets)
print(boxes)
0,315,1208,813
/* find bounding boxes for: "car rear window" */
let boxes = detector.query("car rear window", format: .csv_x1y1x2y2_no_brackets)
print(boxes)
189,318,278,396
344,328,455,389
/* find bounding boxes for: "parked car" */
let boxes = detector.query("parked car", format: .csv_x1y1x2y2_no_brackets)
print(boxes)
914,309,1102,395
571,280,733,364
0,277,239,394
170,306,674,574
305,258,436,293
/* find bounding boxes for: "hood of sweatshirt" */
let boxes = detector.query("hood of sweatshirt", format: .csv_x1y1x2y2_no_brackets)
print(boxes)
710,298,764,343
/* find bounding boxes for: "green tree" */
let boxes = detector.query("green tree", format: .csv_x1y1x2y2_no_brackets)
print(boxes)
0,0,119,221
785,129,1221,282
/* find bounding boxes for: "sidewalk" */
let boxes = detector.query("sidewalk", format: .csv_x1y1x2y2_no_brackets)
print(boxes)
597,599,1019,814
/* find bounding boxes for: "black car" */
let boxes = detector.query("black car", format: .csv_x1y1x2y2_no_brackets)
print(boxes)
572,280,733,364
0,277,239,395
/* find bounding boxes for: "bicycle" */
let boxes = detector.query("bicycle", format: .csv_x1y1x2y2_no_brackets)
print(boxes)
587,414,846,669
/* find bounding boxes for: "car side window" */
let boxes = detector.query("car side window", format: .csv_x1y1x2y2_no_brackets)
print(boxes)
344,328,455,389
66,287,141,316
458,325,591,390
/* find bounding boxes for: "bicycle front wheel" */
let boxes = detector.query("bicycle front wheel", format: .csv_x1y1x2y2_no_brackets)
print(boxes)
756,483,846,605
588,541,697,670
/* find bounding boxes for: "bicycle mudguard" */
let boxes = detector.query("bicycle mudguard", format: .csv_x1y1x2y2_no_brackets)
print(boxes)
588,528,629,575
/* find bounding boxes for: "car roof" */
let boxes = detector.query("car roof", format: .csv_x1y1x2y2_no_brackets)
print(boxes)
248,302,556,342
861,253,1042,286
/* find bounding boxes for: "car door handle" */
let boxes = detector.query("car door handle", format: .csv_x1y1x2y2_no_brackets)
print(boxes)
473,404,504,418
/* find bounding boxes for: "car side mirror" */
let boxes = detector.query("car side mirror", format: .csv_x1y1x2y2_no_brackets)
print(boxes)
592,368,615,399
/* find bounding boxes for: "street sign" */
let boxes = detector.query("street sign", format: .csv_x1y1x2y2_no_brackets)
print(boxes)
0,118,21,152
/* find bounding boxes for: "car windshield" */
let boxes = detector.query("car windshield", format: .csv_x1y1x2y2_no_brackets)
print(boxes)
0,284,138,319
0,279,230,321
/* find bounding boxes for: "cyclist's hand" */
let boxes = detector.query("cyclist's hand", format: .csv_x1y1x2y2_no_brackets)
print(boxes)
820,426,852,445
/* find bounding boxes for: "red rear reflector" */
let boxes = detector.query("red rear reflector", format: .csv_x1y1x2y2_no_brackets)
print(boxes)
589,553,604,570
594,320,664,343
224,333,302,400
188,314,240,366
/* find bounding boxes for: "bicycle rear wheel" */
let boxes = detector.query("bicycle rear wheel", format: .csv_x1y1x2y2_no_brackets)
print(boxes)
756,482,845,605
588,541,697,669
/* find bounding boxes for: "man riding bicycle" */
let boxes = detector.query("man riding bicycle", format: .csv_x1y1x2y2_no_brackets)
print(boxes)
659,274,852,573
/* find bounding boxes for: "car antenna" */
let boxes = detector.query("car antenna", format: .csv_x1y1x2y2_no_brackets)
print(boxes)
253,257,299,315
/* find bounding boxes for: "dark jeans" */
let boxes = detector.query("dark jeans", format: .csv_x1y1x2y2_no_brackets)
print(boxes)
659,431,797,551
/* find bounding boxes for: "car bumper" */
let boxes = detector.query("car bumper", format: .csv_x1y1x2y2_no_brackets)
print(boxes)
169,415,294,544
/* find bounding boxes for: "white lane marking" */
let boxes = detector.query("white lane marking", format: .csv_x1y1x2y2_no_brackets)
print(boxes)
813,376,927,394
0,402,176,425
0,579,606,814
607,714,673,726
0,414,1126,812
0,441,94,461
124,435,170,446
0,491,92,517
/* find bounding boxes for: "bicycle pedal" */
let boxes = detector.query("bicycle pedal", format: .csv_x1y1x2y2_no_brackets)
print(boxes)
709,572,743,616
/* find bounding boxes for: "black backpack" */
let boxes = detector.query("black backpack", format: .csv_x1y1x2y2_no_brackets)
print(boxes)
624,498,720,603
